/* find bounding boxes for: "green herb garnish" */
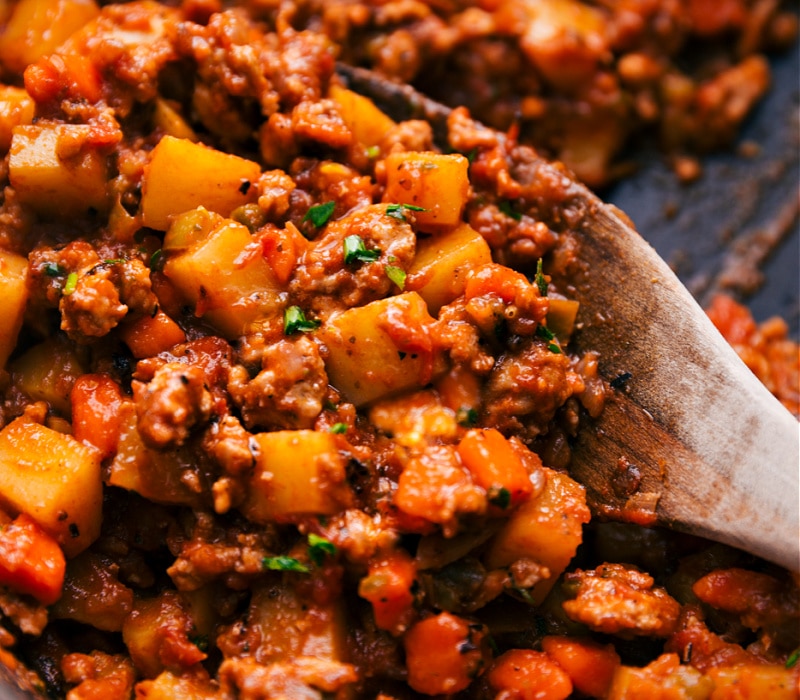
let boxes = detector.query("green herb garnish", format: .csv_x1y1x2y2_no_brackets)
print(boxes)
43,262,62,277
456,407,478,427
787,648,800,669
303,201,336,228
284,306,320,335
536,325,555,341
535,258,548,297
366,145,380,159
385,265,406,289
308,534,337,565
329,422,348,434
263,556,309,573
488,486,511,509
343,235,380,264
386,203,426,221
63,272,78,295
499,200,522,221
149,249,164,272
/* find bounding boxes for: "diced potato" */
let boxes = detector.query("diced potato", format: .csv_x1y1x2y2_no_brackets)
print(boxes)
152,99,198,142
107,401,208,509
484,468,590,605
383,151,470,232
329,84,397,149
243,581,350,663
140,135,261,231
9,337,85,416
0,247,28,370
319,291,447,406
705,664,798,699
52,551,134,631
122,590,206,678
9,123,110,217
134,672,219,700
163,211,282,339
0,0,99,74
241,430,353,523
0,87,34,152
546,297,580,343
118,309,186,359
0,415,103,557
406,223,492,313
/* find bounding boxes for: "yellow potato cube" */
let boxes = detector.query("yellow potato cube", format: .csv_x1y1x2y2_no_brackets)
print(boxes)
163,214,282,339
0,0,99,73
0,248,28,370
485,468,590,604
140,135,261,231
0,86,34,152
107,401,206,509
406,223,492,314
242,430,353,523
382,151,470,232
319,291,447,406
0,416,103,557
9,123,110,217
329,84,397,149
9,337,86,416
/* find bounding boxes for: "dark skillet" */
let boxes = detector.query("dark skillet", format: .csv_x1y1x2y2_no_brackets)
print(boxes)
607,39,799,337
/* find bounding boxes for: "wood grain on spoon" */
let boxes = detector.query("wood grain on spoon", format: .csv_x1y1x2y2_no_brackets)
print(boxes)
336,64,800,571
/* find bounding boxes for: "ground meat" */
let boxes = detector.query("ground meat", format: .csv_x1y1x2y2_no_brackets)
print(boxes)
562,563,682,638
0,589,48,637
61,651,136,700
290,203,416,314
133,362,214,450
59,258,157,343
218,656,358,700
482,338,583,437
227,336,328,430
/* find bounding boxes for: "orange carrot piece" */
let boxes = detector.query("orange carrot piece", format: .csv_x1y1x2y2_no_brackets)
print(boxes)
118,309,186,359
71,373,125,459
0,513,66,605
457,428,534,509
358,549,417,635
403,612,489,696
542,635,620,698
486,648,573,700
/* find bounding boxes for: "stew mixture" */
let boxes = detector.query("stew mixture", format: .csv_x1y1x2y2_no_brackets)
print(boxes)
0,1,797,699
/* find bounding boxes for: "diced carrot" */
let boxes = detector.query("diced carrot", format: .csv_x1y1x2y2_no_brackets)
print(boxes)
0,513,66,605
358,549,417,635
486,648,573,700
70,373,125,459
118,309,186,359
403,612,489,696
457,428,534,509
541,635,620,698
260,222,305,286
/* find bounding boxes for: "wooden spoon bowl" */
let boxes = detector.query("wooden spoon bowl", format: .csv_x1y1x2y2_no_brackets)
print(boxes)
336,64,800,571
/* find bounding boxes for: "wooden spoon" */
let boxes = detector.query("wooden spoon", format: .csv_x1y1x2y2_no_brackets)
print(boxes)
336,65,800,571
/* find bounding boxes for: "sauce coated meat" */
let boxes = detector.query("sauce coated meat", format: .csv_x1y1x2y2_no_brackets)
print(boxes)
0,2,797,699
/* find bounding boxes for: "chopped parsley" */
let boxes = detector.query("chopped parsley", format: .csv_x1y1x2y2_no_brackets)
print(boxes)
149,249,164,272
303,201,335,228
366,145,380,159
103,258,126,265
329,422,348,434
343,235,380,264
499,200,522,221
488,486,511,509
284,306,320,335
43,262,62,277
456,407,479,427
535,258,548,297
535,325,561,353
308,534,337,565
385,265,406,289
386,203,426,221
62,272,78,295
263,555,309,573
787,648,800,669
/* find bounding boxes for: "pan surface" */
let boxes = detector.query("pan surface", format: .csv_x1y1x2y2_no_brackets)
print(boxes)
607,39,799,338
